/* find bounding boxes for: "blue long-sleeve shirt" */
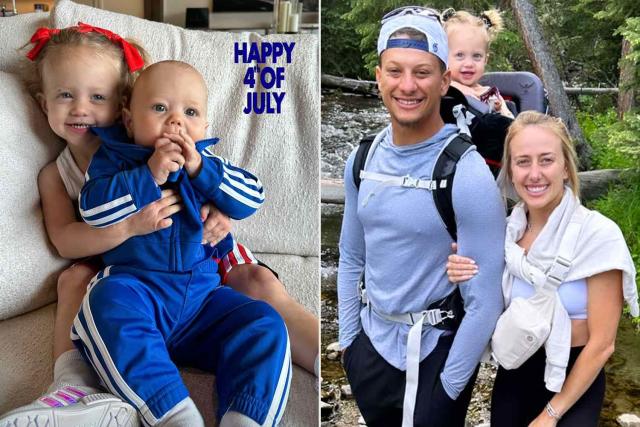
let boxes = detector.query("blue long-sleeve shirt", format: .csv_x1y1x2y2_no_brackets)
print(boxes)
79,124,264,272
337,124,505,399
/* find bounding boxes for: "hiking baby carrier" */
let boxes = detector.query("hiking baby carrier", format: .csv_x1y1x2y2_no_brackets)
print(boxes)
440,85,513,177
480,71,547,115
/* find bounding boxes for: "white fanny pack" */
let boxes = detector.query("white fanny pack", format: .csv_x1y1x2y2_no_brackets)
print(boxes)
490,211,585,370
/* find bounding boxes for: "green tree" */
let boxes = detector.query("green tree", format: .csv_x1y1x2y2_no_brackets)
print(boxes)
322,0,639,92
618,17,640,87
321,0,370,78
341,0,530,77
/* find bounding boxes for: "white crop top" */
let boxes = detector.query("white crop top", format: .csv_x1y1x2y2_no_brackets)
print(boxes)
511,276,588,320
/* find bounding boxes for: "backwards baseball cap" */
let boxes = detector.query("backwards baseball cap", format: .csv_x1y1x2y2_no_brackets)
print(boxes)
377,6,448,67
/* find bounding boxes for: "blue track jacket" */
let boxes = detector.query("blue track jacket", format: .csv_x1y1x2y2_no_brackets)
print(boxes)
79,125,264,272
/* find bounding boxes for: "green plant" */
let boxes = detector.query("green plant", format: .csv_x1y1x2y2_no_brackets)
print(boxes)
578,109,640,169
617,17,640,89
321,0,370,78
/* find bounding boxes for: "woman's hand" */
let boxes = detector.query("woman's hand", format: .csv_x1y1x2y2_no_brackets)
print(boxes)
446,242,478,283
126,189,182,237
528,410,558,427
200,203,232,246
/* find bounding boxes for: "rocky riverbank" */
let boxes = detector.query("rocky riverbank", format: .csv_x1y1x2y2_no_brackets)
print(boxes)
321,341,640,427
321,341,495,427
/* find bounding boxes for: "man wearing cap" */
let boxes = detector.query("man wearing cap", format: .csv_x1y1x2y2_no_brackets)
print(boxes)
337,7,506,427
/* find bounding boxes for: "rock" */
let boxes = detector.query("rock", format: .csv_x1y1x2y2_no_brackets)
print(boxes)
341,384,353,398
358,415,367,425
326,341,341,353
322,383,342,403
321,400,335,419
618,413,640,427
327,351,340,360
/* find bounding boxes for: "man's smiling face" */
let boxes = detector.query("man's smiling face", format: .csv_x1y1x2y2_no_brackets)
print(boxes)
376,45,450,132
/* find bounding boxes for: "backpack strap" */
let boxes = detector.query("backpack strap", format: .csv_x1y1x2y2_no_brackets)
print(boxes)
353,131,472,241
543,207,587,290
452,104,475,136
432,133,473,241
353,134,376,190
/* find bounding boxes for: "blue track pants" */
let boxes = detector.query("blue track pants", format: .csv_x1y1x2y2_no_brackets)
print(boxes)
71,261,291,426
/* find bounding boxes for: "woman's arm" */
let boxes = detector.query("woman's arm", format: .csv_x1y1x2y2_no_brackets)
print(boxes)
39,162,179,259
529,269,623,426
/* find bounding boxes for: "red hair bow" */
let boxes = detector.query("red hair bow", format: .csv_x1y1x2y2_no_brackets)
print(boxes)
26,22,144,72
26,27,61,61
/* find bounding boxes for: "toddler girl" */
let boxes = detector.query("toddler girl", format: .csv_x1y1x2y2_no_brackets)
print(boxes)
443,9,514,118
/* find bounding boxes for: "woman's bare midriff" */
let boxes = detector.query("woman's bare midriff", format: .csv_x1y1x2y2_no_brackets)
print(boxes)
570,319,589,347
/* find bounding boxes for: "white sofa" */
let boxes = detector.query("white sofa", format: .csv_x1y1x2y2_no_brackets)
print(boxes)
0,1,319,425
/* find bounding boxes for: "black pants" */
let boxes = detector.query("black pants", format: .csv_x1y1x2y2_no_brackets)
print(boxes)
343,330,477,427
491,346,605,427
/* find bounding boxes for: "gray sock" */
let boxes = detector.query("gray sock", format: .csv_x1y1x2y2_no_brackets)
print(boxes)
220,411,260,427
47,349,102,393
157,397,204,427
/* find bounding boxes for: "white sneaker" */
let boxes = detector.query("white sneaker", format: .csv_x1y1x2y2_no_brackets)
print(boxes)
0,386,139,427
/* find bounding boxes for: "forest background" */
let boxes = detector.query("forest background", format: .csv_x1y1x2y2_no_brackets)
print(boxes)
321,0,640,299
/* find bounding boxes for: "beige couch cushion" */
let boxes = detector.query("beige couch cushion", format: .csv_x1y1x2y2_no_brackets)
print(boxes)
0,71,65,320
53,0,320,257
0,304,56,413
0,12,49,74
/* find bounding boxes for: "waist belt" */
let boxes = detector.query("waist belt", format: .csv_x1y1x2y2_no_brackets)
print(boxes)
360,280,464,331
370,304,456,328
361,283,464,427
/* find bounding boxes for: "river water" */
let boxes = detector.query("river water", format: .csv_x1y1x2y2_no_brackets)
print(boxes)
320,89,640,425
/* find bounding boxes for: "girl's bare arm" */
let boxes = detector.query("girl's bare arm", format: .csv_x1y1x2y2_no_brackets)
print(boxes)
38,162,180,259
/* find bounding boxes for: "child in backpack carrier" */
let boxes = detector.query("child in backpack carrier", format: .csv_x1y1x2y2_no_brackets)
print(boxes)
443,9,514,119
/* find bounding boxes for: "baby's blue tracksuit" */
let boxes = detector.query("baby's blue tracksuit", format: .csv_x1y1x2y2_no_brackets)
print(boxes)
71,125,291,426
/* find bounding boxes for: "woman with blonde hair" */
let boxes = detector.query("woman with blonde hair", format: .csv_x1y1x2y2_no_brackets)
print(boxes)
447,111,638,426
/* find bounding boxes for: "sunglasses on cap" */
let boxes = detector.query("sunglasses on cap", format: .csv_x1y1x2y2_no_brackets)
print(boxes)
381,6,442,25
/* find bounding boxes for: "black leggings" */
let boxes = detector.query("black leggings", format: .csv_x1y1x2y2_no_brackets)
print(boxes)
491,346,605,427
343,330,477,427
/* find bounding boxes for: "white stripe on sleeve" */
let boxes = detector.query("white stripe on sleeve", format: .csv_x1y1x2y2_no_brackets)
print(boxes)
82,204,138,227
222,164,262,188
219,183,262,209
223,172,265,200
79,194,134,217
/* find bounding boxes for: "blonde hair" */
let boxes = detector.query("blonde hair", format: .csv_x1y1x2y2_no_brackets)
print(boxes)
22,27,149,102
500,111,580,199
443,9,503,48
